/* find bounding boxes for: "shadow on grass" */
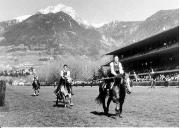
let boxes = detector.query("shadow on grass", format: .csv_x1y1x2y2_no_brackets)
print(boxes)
30,94,40,97
53,104,65,108
90,111,117,119
52,101,72,109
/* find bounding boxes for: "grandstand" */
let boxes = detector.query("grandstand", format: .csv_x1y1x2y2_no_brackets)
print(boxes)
105,26,179,78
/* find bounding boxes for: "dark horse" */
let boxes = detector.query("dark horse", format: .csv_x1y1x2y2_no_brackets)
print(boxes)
32,78,40,96
96,73,129,117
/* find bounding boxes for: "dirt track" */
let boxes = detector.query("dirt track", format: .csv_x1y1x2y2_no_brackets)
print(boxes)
0,85,179,127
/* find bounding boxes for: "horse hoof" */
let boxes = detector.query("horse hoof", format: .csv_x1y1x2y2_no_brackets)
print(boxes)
119,114,122,118
70,103,74,106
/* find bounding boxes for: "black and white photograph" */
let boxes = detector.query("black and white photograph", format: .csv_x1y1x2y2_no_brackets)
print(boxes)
0,0,179,127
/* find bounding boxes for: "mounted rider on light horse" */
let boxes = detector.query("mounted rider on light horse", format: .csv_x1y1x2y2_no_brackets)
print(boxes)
54,64,74,107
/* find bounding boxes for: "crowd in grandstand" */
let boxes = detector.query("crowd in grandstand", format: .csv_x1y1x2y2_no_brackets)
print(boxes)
133,72,179,82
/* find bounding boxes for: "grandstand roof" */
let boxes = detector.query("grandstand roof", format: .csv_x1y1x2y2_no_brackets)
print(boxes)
103,44,178,66
121,44,178,63
106,26,179,56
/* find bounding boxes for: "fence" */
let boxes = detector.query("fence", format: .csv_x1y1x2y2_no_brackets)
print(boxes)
131,81,179,86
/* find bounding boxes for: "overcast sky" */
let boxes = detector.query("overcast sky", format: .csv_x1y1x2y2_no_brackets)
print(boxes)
0,0,178,23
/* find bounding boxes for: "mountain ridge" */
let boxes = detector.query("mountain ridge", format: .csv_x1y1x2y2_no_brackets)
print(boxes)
0,8,178,66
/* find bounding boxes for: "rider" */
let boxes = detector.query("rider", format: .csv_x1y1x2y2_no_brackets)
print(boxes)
60,64,72,93
149,68,156,88
31,68,40,95
106,56,131,94
55,64,74,105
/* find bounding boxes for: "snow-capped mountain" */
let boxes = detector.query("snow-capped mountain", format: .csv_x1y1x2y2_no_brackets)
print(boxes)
14,14,32,22
91,22,107,28
1,3,105,28
2,11,109,57
37,4,90,26
11,3,91,26
0,7,178,59
38,4,78,18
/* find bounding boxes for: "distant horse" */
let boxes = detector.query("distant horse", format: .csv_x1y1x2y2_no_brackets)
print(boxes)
96,73,129,117
32,78,40,96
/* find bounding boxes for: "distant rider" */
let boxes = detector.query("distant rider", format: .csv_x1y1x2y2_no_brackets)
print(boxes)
149,68,156,88
31,68,40,96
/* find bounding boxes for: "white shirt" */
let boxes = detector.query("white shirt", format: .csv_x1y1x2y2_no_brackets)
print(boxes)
61,70,72,83
110,61,124,76
61,70,70,79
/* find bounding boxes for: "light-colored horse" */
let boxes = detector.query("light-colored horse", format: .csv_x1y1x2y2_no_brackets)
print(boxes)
56,78,73,107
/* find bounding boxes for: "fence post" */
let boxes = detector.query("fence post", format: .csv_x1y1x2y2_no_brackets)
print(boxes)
0,80,6,106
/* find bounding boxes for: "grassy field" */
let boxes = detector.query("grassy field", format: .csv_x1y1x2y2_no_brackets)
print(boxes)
0,85,179,127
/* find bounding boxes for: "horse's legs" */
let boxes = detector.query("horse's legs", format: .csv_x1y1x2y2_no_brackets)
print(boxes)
56,95,59,105
62,95,67,107
37,89,39,95
35,89,39,96
119,101,123,116
119,89,126,116
34,89,37,96
106,97,112,114
102,97,107,114
114,102,120,116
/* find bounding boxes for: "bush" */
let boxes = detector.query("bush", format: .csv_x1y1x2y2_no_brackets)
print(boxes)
36,55,112,85
0,80,6,106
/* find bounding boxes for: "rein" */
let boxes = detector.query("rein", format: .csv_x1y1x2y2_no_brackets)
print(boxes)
93,75,124,81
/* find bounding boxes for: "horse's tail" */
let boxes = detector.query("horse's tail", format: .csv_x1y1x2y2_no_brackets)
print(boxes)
95,84,107,105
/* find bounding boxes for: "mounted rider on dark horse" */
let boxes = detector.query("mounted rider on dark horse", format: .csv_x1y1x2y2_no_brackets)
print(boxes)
96,56,131,117
32,68,40,96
